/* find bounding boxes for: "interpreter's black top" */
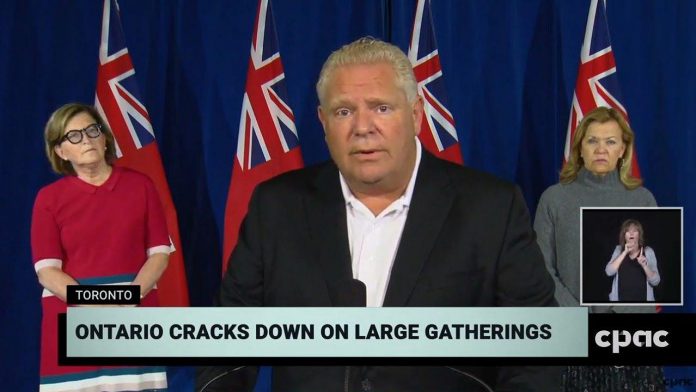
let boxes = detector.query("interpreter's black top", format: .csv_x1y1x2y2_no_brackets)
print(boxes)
618,255,647,301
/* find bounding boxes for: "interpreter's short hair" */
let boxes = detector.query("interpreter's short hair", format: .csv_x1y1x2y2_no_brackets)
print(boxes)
618,219,645,248
316,36,418,106
560,106,641,189
44,103,117,175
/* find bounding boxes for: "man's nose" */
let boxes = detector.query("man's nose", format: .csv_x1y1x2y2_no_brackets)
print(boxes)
352,109,374,136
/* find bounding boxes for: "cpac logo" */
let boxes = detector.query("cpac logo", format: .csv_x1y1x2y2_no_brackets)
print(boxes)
595,330,669,353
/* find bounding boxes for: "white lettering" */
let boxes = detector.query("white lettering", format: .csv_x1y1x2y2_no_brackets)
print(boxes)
594,330,670,353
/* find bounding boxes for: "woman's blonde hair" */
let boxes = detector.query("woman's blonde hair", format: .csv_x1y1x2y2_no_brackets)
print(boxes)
559,106,641,189
44,103,117,175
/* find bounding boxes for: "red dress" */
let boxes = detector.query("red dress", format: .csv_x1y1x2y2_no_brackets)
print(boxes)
31,167,169,391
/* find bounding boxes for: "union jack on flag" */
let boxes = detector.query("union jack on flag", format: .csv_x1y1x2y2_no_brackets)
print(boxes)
222,0,303,271
565,0,639,176
408,0,463,164
95,0,189,306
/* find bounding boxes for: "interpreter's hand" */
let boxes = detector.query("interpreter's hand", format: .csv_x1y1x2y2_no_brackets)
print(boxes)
628,238,640,252
636,247,648,267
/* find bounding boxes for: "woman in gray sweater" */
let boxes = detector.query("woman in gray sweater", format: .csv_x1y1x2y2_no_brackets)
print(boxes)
534,107,662,391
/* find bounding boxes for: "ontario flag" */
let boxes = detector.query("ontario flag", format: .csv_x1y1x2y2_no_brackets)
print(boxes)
408,0,463,164
95,0,189,306
565,0,639,176
222,0,303,272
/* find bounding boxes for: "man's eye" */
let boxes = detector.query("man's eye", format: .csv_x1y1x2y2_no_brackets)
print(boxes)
376,105,390,113
335,108,351,117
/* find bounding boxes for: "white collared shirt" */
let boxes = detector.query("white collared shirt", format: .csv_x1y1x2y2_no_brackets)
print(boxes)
339,140,422,307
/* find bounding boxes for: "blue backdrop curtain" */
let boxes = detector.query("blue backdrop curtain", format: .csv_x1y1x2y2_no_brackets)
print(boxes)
1,1,694,391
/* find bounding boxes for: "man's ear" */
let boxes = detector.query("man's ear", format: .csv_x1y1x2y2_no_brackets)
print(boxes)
412,95,424,136
318,105,328,138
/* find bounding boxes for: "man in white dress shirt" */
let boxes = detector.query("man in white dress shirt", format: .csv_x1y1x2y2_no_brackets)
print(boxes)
199,37,558,392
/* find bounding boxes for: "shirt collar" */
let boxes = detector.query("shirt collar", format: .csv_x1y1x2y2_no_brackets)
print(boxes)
339,138,422,211
66,166,121,194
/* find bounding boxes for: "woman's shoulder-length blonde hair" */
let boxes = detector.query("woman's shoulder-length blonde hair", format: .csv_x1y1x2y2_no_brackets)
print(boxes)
44,103,117,175
559,106,642,189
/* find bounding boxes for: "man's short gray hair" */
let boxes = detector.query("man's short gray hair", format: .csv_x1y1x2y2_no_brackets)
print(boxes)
316,37,418,106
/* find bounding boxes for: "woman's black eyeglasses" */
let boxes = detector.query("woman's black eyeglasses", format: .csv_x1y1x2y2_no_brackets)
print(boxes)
60,124,103,144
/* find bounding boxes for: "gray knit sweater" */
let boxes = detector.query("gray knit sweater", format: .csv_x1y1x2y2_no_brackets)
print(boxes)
533,168,656,311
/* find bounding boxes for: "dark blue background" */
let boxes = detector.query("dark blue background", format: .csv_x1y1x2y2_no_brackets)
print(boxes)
2,1,694,390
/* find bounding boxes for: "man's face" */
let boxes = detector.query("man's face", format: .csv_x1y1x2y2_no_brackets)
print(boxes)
318,62,423,194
